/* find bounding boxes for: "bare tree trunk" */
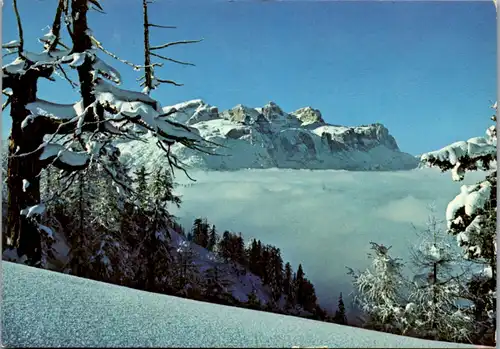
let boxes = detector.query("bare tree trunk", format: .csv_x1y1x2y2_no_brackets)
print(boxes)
4,0,67,265
6,73,44,265
71,0,95,110
142,0,152,92
431,262,438,331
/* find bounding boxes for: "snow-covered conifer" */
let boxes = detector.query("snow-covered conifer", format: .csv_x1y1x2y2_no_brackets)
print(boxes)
420,97,497,343
404,208,474,342
347,242,407,333
333,293,348,325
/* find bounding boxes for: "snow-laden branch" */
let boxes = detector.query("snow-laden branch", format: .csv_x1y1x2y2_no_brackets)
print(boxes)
20,203,46,218
446,181,492,225
25,99,85,124
420,136,496,181
421,102,497,181
446,172,496,259
94,79,157,107
39,143,90,170
93,57,122,84
94,80,205,144
2,40,20,50
2,95,12,111
2,49,75,79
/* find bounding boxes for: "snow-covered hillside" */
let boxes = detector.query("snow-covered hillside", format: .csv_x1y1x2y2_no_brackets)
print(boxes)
117,100,419,171
2,261,482,348
6,219,281,311
168,229,275,306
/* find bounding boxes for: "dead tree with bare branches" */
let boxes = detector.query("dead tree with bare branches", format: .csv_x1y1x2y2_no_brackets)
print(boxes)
2,0,209,266
140,0,202,94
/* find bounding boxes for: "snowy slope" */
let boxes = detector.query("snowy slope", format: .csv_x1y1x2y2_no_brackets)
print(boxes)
117,100,419,172
168,229,272,305
2,262,482,348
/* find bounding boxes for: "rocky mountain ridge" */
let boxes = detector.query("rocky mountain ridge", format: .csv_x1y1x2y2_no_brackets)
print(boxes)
118,99,419,171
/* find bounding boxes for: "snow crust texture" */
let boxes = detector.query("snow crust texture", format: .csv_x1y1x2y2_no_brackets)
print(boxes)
117,100,419,171
2,262,479,348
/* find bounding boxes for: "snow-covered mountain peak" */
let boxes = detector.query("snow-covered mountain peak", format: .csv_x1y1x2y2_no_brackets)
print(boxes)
262,101,283,114
162,99,206,114
291,107,325,127
119,99,419,171
220,104,261,124
162,99,219,125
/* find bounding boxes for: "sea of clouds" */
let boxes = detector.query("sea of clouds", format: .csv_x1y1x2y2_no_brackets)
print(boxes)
171,168,485,312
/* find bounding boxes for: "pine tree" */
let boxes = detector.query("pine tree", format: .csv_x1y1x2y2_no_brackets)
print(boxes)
207,225,218,252
174,240,200,293
347,242,406,332
261,246,271,285
67,168,95,278
204,254,233,303
246,288,261,310
283,262,295,308
295,263,305,306
218,231,232,262
421,99,497,344
256,240,264,276
333,293,348,325
300,279,317,313
404,208,473,342
247,239,261,275
234,233,246,267
192,218,209,248
150,168,181,210
267,246,284,302
134,166,149,209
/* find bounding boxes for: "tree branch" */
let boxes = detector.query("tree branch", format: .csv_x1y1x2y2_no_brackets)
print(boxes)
156,78,183,86
90,5,106,14
48,0,66,52
39,38,70,50
2,51,17,59
150,39,203,51
12,0,24,56
151,52,195,66
88,0,104,11
63,0,74,41
148,23,176,29
91,36,155,71
55,64,78,88
2,95,11,111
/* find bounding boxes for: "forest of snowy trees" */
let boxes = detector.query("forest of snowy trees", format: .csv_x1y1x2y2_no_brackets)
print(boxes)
348,99,497,346
1,0,343,327
1,0,496,346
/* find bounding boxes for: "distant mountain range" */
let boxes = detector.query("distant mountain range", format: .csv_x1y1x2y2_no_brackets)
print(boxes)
118,99,419,171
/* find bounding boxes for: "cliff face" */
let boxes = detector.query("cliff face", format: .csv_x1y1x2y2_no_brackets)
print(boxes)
118,100,419,171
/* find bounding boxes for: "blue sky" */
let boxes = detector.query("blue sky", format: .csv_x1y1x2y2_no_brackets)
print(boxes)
2,0,496,155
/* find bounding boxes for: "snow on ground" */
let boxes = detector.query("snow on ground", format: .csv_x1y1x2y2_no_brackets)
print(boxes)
2,262,481,348
170,167,487,311
169,229,272,304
